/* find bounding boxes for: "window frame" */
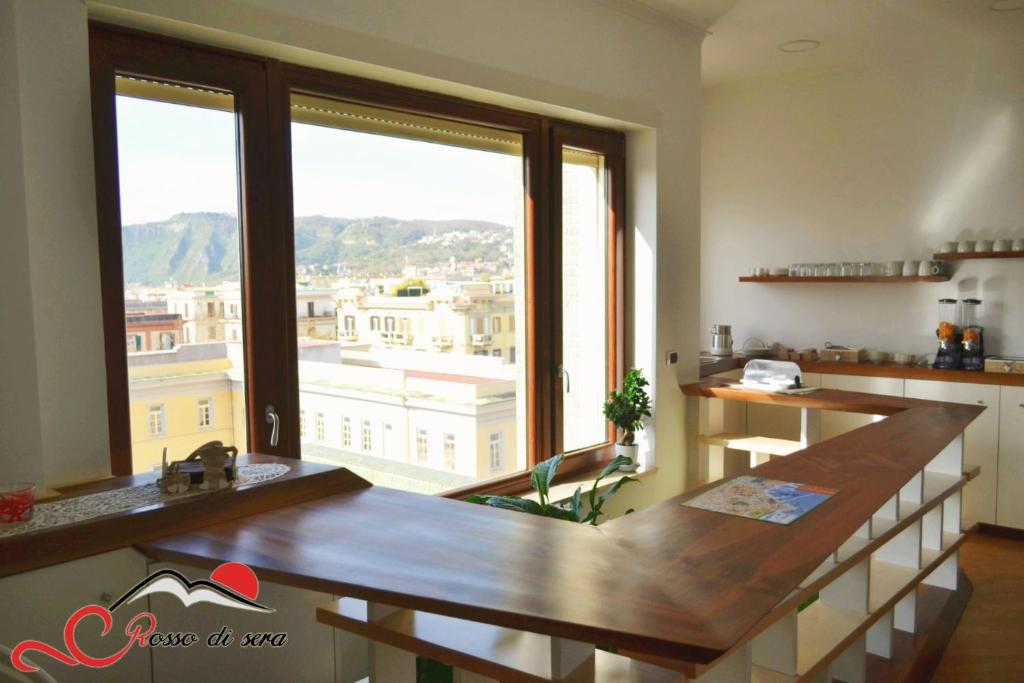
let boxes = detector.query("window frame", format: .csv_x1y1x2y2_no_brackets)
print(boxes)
147,403,166,437
342,416,352,449
197,397,213,430
315,411,325,443
489,432,504,472
89,23,626,491
89,23,292,475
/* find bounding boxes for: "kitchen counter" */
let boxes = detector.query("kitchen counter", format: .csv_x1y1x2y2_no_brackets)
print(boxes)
138,383,983,668
700,355,1024,387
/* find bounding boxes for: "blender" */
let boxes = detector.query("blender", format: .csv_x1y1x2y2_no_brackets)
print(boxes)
961,298,985,371
933,298,962,370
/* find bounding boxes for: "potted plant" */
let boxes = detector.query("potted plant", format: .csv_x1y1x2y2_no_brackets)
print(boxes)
602,368,651,472
466,453,637,525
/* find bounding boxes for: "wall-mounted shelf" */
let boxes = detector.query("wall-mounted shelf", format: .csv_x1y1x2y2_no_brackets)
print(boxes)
739,276,949,283
933,251,1024,261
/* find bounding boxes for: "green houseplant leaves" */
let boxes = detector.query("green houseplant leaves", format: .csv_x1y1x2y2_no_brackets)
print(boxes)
466,454,638,525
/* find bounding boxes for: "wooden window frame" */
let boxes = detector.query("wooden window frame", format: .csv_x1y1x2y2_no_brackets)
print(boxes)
89,23,625,493
90,24,291,475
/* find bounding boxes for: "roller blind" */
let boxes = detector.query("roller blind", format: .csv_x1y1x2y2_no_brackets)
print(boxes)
115,75,234,112
563,147,603,168
290,93,522,156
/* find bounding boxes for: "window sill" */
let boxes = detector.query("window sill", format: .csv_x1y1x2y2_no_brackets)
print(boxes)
440,445,615,500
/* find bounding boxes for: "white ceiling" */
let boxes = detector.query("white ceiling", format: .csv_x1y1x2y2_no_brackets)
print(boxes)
636,0,1024,86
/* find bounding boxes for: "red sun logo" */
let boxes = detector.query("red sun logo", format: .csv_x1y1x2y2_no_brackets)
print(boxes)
210,562,260,600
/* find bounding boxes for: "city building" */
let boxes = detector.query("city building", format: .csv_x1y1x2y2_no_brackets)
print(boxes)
125,312,183,352
164,283,336,343
335,280,516,360
126,341,518,492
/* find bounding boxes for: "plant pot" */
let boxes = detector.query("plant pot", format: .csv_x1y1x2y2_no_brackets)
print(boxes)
614,443,639,472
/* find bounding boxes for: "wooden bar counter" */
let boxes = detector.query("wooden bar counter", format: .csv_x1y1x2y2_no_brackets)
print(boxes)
126,381,984,681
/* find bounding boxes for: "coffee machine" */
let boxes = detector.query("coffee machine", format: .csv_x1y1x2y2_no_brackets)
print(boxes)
960,298,985,371
933,298,962,370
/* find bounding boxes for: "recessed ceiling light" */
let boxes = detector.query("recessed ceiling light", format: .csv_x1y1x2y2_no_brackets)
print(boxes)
779,39,821,53
990,0,1024,10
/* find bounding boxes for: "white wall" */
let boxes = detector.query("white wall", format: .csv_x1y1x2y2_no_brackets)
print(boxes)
702,36,1024,359
1,0,704,504
0,0,110,488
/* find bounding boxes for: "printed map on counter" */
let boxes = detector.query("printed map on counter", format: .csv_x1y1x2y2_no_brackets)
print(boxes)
683,475,837,525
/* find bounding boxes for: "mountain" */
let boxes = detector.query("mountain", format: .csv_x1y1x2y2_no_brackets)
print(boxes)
121,212,514,285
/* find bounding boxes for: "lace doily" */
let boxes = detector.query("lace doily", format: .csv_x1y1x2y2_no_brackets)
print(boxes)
0,463,291,539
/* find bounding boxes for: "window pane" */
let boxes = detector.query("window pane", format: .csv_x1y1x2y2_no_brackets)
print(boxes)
290,95,526,493
115,77,248,473
561,148,609,452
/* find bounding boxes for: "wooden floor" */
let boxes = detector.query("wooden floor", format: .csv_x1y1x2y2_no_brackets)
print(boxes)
933,533,1024,681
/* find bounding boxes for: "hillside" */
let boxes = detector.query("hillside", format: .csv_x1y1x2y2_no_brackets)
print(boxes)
121,213,514,285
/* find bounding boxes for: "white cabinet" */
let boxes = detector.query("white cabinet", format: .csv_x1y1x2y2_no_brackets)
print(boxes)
905,379,1001,528
0,549,151,683
148,561,365,683
997,387,1024,529
819,374,904,441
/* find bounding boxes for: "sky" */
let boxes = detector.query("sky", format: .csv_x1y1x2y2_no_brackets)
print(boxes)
114,95,524,228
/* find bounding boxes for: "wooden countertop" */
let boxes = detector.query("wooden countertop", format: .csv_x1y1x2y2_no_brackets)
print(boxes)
139,382,984,665
0,455,367,578
700,356,1024,387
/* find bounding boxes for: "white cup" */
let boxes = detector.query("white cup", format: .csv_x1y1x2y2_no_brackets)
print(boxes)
995,239,1012,252
920,260,942,277
957,240,975,253
903,260,919,277
1013,238,1024,252
976,240,994,253
940,241,958,253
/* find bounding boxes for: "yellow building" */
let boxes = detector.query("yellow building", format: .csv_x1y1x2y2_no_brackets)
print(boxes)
125,342,518,493
127,343,239,473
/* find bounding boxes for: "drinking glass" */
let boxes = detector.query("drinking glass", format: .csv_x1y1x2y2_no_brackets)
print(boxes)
0,483,35,524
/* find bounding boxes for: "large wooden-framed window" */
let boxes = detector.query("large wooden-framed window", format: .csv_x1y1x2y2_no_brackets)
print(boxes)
89,23,625,494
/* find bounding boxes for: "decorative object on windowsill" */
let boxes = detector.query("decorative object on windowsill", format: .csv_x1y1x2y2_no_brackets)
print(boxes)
157,441,238,495
0,483,36,524
465,453,638,525
602,368,651,472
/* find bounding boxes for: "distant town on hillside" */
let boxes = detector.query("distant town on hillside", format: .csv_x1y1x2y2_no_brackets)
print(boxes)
121,212,516,286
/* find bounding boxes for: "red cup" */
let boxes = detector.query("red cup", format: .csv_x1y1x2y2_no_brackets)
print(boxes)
0,483,36,524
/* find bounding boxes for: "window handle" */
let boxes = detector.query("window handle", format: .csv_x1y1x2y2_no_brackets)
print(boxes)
264,405,280,448
558,365,571,393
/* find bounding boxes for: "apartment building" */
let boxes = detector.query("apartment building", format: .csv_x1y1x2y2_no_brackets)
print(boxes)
124,313,183,352
164,283,336,343
335,280,516,360
125,342,517,492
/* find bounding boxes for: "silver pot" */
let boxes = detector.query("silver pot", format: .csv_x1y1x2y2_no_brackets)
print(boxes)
710,324,733,357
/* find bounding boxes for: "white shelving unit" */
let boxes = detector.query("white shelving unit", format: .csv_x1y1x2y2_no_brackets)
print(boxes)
318,423,974,683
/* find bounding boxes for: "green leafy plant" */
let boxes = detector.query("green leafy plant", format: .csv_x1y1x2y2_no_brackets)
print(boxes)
466,454,638,525
602,368,651,446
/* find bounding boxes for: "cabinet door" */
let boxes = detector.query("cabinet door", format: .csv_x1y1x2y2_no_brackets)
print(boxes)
904,379,1000,527
819,374,904,441
149,561,350,683
0,549,151,682
997,387,1024,529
